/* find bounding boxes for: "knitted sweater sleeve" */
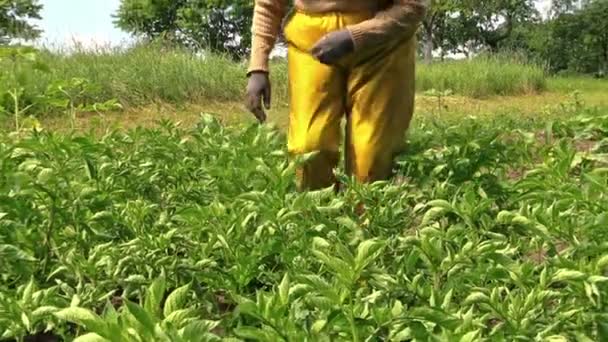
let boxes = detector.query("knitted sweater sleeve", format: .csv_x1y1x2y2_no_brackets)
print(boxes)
248,0,288,74
347,0,427,51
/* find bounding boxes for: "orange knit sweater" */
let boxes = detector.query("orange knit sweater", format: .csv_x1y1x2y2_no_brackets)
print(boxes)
249,0,427,73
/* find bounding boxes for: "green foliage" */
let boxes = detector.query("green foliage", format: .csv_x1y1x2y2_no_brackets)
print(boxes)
0,44,547,117
0,0,43,43
503,0,608,75
114,0,254,58
0,46,122,131
1,104,608,339
0,44,284,115
461,0,538,51
416,55,546,98
420,0,537,61
54,277,220,341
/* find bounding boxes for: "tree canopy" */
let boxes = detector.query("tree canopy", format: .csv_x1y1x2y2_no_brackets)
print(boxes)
112,0,607,75
0,0,43,44
114,0,254,58
419,0,538,62
501,0,607,75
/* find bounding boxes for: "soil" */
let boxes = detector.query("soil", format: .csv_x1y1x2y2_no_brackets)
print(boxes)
1,332,62,342
574,139,597,153
525,240,569,265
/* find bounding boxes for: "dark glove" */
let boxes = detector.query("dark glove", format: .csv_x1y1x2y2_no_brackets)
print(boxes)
311,29,355,66
245,71,271,123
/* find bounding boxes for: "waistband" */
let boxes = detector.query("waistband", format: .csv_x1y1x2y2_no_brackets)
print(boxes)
292,7,375,17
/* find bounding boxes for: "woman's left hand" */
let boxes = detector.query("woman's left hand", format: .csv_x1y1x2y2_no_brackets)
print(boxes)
311,29,355,65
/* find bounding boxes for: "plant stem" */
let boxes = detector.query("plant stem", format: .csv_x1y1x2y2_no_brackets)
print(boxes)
12,90,19,131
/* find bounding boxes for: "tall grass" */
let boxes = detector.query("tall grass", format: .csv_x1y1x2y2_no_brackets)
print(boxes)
416,56,547,98
0,45,546,115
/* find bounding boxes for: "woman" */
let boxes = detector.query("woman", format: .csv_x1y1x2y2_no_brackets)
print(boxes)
245,0,427,191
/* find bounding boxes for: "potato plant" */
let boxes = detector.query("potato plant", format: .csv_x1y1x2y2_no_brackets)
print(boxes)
0,110,607,341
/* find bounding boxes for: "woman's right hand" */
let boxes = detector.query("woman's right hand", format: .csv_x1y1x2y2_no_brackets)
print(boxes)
245,71,272,123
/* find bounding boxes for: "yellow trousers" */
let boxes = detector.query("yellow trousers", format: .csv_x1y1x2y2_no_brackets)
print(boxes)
283,10,417,190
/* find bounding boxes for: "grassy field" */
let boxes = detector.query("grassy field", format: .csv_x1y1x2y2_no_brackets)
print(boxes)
2,105,608,340
3,45,607,135
31,77,607,135
2,45,608,340
1,45,546,116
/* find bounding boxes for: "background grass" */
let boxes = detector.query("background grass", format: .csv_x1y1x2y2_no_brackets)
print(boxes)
416,56,547,98
0,45,550,116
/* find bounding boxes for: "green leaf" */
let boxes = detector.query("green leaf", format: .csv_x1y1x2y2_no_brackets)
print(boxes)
421,207,448,226
588,276,608,283
463,292,490,306
426,199,453,211
312,250,352,282
279,273,290,306
551,269,587,283
312,237,330,249
73,333,110,342
234,326,280,341
298,274,333,293
144,276,166,318
32,306,59,319
311,319,327,333
460,330,480,342
355,239,385,270
409,307,460,330
544,335,568,342
55,307,108,335
163,282,191,318
574,333,595,342
336,216,360,231
125,300,156,333
0,244,36,262
237,299,262,320
163,309,195,327
391,326,412,341
596,254,608,270
37,168,54,184
21,278,35,304
21,312,31,331
441,289,454,310
181,320,221,340
391,300,404,317
597,318,608,341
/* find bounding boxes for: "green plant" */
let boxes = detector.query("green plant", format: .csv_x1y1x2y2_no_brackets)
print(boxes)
416,55,547,98
1,109,607,340
0,46,49,130
423,88,453,114
0,46,123,132
41,78,122,129
55,276,221,341
0,45,550,117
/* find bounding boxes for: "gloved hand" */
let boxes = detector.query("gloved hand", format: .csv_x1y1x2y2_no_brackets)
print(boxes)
245,71,271,123
311,29,355,65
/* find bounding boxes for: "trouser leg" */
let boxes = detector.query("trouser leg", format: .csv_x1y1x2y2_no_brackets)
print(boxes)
345,37,417,183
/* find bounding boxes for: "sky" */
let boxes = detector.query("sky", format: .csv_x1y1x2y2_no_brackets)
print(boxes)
33,0,132,49
32,0,553,49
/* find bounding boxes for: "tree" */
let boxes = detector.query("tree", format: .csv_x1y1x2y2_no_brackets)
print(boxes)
504,0,607,75
113,0,185,45
584,0,608,75
420,0,459,63
176,0,253,57
419,0,537,62
461,0,539,52
0,0,43,44
550,0,578,17
114,0,254,58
